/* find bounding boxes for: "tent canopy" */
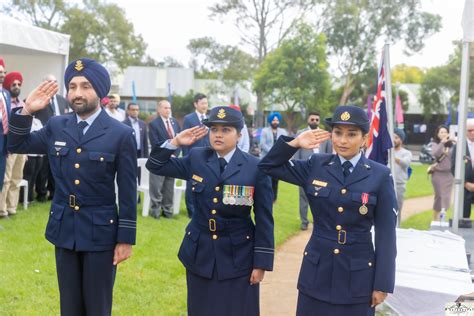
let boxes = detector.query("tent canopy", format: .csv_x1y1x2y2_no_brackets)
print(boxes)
0,15,70,95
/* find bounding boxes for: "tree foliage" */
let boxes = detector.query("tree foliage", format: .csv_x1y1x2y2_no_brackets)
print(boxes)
4,0,151,69
392,64,424,84
317,0,441,104
254,24,330,131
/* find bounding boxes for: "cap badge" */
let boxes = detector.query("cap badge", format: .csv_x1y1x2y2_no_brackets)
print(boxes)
74,60,84,71
217,109,226,119
340,111,350,121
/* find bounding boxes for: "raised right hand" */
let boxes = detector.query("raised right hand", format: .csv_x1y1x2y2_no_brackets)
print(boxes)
170,126,208,147
289,129,331,149
23,81,59,115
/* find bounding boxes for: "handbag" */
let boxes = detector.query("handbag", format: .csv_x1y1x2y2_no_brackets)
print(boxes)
427,149,448,175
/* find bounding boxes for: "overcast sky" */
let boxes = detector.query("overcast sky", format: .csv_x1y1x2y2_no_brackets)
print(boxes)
113,0,466,69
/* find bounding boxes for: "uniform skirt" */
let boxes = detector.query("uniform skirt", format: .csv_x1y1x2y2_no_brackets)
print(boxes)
186,268,259,316
296,291,375,316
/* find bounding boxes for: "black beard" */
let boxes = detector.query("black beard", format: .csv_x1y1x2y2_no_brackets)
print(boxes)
309,123,319,130
271,123,279,129
10,89,20,98
70,97,99,116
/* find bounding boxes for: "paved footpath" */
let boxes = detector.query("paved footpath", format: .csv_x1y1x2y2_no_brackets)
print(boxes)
260,195,434,315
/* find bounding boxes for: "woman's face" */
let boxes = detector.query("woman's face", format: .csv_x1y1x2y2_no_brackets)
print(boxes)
331,124,367,160
437,127,448,140
209,125,241,156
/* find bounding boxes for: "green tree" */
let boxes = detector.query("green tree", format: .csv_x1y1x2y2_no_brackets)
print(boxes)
392,64,425,84
419,43,474,116
4,0,151,69
254,24,330,132
318,0,441,104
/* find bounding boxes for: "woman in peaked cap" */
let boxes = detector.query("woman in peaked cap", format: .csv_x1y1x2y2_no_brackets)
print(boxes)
146,106,274,316
259,105,397,316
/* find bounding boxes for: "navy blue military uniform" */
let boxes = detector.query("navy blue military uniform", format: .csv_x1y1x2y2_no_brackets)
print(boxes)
259,106,397,316
8,58,137,316
146,106,274,316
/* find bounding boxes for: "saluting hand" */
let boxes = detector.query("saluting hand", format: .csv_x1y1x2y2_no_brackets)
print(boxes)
170,126,208,147
113,243,132,265
249,268,265,285
288,129,331,149
371,290,387,308
23,80,59,115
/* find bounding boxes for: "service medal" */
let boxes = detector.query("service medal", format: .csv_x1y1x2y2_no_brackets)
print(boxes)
359,205,368,215
229,197,236,205
248,197,254,206
223,196,230,204
359,193,369,215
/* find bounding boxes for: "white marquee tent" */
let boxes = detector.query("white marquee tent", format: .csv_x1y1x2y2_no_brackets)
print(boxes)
0,16,70,96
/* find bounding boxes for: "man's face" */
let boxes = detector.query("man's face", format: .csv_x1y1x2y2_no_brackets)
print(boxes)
0,66,5,85
67,76,100,116
194,98,208,114
108,97,119,109
467,124,474,142
127,104,139,119
307,115,320,130
158,101,172,118
271,117,280,129
9,80,22,98
393,134,402,148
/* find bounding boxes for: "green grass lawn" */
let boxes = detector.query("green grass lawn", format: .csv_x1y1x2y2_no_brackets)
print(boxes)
0,182,302,315
404,163,434,199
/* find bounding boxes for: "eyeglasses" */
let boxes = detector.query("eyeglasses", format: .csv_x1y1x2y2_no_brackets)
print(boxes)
468,129,474,132
309,118,320,122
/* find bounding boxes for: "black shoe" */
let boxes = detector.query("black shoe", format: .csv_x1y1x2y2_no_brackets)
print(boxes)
163,212,173,219
37,195,47,202
301,223,308,231
149,212,160,220
48,195,54,201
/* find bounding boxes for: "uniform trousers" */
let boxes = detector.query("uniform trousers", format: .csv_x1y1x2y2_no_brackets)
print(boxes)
149,173,174,217
55,247,116,316
0,153,26,215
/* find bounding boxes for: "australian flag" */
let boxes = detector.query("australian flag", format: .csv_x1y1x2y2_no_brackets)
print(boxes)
365,54,393,165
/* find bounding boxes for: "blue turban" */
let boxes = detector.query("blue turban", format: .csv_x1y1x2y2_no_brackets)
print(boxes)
394,128,406,142
267,112,282,124
64,58,111,99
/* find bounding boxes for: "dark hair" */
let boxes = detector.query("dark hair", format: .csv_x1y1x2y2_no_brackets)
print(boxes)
433,125,449,143
127,102,138,110
194,93,207,104
308,112,320,117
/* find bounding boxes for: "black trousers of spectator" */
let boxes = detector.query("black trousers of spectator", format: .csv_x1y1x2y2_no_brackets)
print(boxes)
21,156,44,203
36,158,54,200
271,177,279,202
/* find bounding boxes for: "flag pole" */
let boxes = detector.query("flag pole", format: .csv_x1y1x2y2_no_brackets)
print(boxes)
384,43,399,226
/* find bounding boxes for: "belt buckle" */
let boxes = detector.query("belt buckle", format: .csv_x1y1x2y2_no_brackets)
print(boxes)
209,219,216,232
69,195,76,208
338,230,347,245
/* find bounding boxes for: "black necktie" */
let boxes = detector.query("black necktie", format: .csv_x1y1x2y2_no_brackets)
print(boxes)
78,121,88,140
218,157,227,174
342,161,352,178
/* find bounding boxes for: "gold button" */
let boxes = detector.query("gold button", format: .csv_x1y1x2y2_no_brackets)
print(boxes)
213,198,218,203
110,219,114,224
50,211,53,215
246,235,250,240
341,188,347,194
56,152,59,156
76,148,82,154
314,192,318,196
368,262,372,267
333,249,340,255
212,234,218,240
336,225,342,231
74,206,80,211
192,187,195,191
215,186,220,192
187,232,191,235
337,207,344,213
74,163,80,169
74,179,80,185
304,251,308,256
211,209,217,215
100,157,104,162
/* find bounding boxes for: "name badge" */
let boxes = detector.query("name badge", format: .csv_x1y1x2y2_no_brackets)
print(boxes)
192,174,203,183
312,180,328,187
54,141,66,147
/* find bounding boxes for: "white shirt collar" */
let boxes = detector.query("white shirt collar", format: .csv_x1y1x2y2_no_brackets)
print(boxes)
217,147,237,164
76,107,101,126
195,110,206,119
338,152,362,168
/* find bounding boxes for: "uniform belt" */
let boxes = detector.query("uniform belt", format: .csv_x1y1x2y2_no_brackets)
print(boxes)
192,217,253,234
313,226,372,245
54,193,116,208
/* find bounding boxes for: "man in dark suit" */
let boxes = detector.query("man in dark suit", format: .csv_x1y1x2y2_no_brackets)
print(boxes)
148,100,181,218
35,74,71,202
182,93,209,217
295,112,333,230
452,118,474,220
0,58,11,219
8,58,137,315
122,103,149,158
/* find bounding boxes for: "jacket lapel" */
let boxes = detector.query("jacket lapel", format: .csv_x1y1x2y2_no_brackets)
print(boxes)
62,114,80,144
206,152,221,179
80,110,108,145
344,155,371,186
325,155,344,185
221,149,245,181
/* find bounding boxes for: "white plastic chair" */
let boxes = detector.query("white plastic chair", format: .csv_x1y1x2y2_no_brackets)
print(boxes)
18,179,28,210
137,158,150,216
173,180,186,215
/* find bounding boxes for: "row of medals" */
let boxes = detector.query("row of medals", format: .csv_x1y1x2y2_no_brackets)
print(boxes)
222,185,254,206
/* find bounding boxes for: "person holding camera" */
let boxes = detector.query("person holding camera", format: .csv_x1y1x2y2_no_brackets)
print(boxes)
430,125,455,220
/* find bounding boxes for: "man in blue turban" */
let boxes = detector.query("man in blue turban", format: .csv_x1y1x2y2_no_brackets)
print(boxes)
260,112,288,201
7,58,138,315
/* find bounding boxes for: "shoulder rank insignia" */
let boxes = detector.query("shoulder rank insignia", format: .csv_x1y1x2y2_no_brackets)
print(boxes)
328,161,335,166
192,174,203,182
340,111,350,121
312,180,328,187
217,109,226,119
363,163,371,169
74,60,84,71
